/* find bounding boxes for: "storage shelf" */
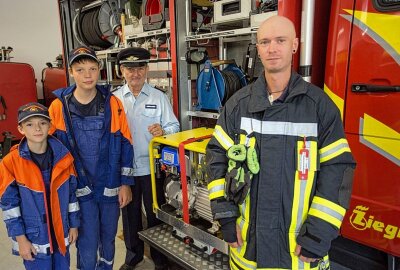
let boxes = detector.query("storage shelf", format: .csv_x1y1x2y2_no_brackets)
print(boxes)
126,27,170,40
185,27,258,42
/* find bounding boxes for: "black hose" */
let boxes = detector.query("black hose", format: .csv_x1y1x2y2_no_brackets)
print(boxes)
221,70,243,104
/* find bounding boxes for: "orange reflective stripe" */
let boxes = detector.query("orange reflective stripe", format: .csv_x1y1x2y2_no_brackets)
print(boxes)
110,96,132,144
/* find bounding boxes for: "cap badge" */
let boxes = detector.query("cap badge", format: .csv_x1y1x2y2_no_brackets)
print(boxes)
126,56,139,61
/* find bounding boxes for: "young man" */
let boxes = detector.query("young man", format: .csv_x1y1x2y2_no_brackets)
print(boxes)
0,102,80,270
49,46,134,270
206,16,356,269
113,47,180,270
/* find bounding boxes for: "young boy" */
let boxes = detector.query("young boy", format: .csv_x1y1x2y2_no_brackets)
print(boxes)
0,102,80,270
49,46,134,270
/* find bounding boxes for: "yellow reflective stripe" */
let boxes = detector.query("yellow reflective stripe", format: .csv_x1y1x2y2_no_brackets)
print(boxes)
319,138,351,163
309,208,342,228
209,190,224,200
289,165,316,269
208,178,225,200
239,134,256,148
312,196,346,216
214,125,234,150
207,178,225,189
309,197,346,228
309,141,317,172
236,194,251,257
230,247,257,269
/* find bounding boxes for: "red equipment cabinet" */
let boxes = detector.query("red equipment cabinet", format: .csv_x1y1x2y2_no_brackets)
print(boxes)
0,62,37,141
42,67,67,107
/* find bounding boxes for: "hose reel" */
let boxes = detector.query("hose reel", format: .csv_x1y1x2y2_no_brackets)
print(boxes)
196,60,247,112
73,0,122,49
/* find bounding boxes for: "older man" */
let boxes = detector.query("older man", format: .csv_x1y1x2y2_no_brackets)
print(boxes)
113,47,180,270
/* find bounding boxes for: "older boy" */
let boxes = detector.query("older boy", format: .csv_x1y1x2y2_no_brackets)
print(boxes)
0,102,80,270
49,46,134,270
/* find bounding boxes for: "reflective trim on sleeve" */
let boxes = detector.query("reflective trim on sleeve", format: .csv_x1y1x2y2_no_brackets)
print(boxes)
2,207,21,220
104,187,120,197
13,240,50,255
64,237,70,247
208,178,225,200
68,202,80,213
240,117,318,137
319,138,351,163
100,257,114,265
308,196,346,228
76,186,92,197
121,167,134,177
213,125,234,150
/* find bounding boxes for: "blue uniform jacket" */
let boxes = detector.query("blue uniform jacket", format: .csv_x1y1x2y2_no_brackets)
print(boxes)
49,84,134,202
0,136,80,257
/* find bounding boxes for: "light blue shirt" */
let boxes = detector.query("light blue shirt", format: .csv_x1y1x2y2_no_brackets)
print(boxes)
113,83,180,176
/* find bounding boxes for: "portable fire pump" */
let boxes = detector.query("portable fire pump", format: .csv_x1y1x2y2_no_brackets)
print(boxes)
141,127,229,269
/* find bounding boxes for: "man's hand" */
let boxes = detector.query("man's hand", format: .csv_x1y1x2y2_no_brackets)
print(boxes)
16,235,36,261
119,185,132,208
294,244,318,263
227,224,243,248
68,227,78,244
148,123,164,137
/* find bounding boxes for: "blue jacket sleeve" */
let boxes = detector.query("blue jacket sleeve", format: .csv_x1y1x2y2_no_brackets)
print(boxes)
0,162,25,237
68,173,80,229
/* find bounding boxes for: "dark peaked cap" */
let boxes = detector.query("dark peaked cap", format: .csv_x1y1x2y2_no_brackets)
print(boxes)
117,47,150,67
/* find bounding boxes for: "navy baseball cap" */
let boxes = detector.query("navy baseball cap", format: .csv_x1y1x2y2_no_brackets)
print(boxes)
18,102,51,124
68,46,98,65
117,47,150,67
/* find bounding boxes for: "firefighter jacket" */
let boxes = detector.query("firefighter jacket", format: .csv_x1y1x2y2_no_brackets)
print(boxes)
49,84,134,202
206,72,356,270
0,136,80,257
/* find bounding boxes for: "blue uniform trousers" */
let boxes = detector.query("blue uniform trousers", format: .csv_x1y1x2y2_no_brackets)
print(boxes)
76,198,120,270
23,248,70,270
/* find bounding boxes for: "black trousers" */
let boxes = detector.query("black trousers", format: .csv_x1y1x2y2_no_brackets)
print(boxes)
121,174,168,267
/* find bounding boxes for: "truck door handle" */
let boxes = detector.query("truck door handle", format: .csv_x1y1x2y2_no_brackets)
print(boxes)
352,84,400,93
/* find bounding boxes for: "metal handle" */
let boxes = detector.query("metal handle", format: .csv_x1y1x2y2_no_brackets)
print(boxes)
352,84,400,93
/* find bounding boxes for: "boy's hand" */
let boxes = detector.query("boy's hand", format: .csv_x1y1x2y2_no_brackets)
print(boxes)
119,185,132,208
16,235,36,261
148,123,164,137
68,228,78,244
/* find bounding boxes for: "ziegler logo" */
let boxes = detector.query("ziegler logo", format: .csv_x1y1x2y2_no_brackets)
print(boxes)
349,205,400,240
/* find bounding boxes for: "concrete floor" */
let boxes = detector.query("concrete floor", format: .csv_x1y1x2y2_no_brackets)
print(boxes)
0,216,155,270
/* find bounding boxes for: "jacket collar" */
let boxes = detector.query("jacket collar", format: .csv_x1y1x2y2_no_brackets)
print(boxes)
18,135,72,168
122,83,150,98
248,71,308,113
52,84,111,100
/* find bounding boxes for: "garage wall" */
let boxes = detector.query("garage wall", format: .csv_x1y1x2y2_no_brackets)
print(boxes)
0,0,63,99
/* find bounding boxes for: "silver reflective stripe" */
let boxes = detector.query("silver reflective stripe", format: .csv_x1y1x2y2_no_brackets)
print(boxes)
100,257,114,265
12,240,50,254
208,185,224,194
319,141,349,160
121,167,134,177
3,207,21,220
76,186,92,197
64,237,70,247
68,202,80,212
311,202,344,221
104,187,120,197
240,117,318,137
